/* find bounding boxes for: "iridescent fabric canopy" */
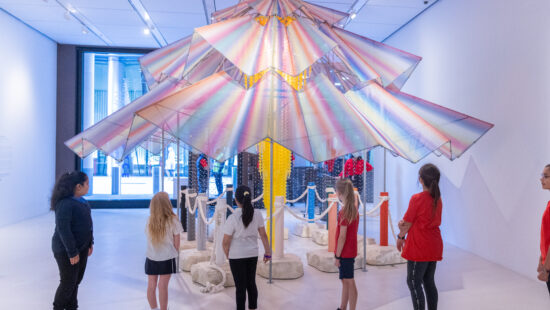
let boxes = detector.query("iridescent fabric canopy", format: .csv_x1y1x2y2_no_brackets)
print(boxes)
66,0,493,163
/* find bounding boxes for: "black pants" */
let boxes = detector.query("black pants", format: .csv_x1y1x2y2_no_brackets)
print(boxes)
407,261,438,310
53,248,89,310
547,278,550,295
229,257,258,310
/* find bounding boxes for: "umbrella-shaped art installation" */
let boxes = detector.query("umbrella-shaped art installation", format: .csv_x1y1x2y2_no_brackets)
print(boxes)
65,0,493,281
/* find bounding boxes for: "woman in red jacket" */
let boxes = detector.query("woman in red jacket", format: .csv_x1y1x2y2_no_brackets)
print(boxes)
397,164,443,310
537,164,550,293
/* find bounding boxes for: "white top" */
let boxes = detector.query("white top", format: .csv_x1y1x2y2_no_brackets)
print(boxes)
146,216,183,261
223,208,265,259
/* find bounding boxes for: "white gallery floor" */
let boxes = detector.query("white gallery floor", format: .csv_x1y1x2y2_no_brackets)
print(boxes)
1,208,549,310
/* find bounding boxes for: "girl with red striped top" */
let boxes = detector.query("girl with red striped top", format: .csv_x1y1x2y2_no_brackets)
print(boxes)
397,164,443,310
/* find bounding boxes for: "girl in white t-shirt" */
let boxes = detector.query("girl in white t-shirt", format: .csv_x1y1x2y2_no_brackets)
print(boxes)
223,185,271,310
145,192,183,310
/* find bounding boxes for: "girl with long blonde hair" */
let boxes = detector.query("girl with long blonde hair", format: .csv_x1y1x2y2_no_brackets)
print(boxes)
334,178,359,310
145,192,183,310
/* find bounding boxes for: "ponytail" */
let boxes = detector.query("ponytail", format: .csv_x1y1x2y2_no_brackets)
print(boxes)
235,185,254,228
429,181,441,211
419,164,441,212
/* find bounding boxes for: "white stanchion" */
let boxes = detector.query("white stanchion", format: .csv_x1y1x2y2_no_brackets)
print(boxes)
273,197,285,260
212,201,227,266
198,200,230,294
196,194,207,251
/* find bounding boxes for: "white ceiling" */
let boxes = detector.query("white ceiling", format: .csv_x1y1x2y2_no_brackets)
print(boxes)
0,0,437,48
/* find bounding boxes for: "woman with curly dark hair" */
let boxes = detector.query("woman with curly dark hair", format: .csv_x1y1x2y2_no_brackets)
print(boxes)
50,171,93,310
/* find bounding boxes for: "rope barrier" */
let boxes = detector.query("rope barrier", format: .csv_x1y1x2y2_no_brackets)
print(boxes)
284,201,337,222
182,188,389,233
263,203,285,223
252,193,264,203
361,196,388,217
388,204,398,242
314,188,328,203
286,188,308,203
197,200,216,226
206,190,227,205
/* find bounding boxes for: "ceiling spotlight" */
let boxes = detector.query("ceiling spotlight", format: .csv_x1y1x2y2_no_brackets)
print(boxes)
143,28,151,35
64,10,71,20
350,12,357,19
81,26,88,34
144,12,150,21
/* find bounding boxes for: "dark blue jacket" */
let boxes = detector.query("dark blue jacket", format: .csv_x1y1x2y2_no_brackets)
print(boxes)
51,197,94,258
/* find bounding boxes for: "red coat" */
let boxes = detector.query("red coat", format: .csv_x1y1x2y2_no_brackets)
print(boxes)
354,159,373,175
343,158,355,178
325,159,335,173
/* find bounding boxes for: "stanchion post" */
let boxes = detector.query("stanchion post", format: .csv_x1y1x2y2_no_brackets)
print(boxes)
328,193,338,253
380,192,389,246
187,188,196,241
180,185,187,232
268,139,274,284
196,194,207,251
225,184,233,218
274,196,285,259
307,182,315,223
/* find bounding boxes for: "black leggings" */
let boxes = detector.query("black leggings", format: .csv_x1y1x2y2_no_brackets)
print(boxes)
53,248,89,310
229,257,258,310
407,261,438,310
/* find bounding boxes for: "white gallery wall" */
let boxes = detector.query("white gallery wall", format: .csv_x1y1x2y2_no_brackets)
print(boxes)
369,0,550,278
0,10,57,227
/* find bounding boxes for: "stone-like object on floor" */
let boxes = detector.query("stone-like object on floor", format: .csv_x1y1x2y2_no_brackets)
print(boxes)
257,253,304,279
179,234,213,250
190,262,235,287
365,244,406,266
312,229,328,245
179,250,212,271
293,222,324,238
306,249,364,273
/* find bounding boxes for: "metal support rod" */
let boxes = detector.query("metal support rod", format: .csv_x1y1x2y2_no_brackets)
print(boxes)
176,115,181,219
268,139,274,284
175,135,180,273
362,150,368,271
161,129,165,192
383,148,387,192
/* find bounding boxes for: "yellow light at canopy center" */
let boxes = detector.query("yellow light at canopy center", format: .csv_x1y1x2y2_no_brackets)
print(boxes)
242,66,313,91
254,15,296,27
